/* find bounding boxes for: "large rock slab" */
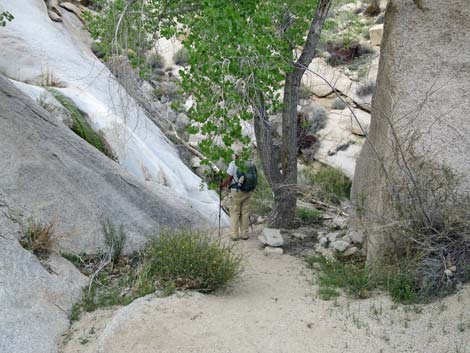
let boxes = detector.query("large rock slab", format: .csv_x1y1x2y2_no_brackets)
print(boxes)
352,0,470,262
0,236,87,353
0,75,209,254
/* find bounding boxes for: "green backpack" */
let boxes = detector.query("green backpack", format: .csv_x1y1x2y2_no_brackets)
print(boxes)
236,161,258,192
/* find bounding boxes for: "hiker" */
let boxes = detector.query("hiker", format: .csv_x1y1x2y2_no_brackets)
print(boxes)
220,146,257,241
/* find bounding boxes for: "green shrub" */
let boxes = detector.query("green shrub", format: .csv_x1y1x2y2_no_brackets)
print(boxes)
297,207,322,225
48,89,115,159
147,52,165,70
137,230,243,293
306,255,419,303
304,165,352,204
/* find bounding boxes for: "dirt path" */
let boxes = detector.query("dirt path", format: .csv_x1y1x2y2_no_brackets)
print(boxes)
61,229,470,353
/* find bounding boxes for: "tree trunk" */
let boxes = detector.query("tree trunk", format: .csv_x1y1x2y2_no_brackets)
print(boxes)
254,0,333,228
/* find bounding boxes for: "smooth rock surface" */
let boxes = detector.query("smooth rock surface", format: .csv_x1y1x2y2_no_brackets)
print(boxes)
0,76,210,254
352,0,470,262
369,24,384,46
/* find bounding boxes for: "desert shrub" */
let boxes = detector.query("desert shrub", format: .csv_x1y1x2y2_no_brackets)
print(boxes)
356,81,376,97
364,1,381,17
297,207,322,225
304,105,327,134
305,165,352,205
147,52,165,70
0,11,14,27
325,40,373,67
330,98,347,110
48,89,115,159
137,230,243,293
173,48,189,66
19,219,58,256
102,220,126,264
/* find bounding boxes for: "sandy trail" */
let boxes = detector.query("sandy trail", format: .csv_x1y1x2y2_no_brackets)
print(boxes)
61,229,470,353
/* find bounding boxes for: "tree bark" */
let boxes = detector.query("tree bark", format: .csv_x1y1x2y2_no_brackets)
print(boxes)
254,0,333,228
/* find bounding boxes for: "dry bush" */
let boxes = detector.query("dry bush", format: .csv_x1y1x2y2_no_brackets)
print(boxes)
20,218,60,256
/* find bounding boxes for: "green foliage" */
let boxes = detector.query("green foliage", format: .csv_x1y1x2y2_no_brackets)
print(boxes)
297,207,322,225
0,11,13,27
304,165,352,204
137,230,243,293
306,255,419,303
83,0,152,77
87,0,321,165
48,89,114,159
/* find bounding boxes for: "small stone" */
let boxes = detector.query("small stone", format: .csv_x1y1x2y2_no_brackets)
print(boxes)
349,231,364,244
264,246,284,256
331,240,349,252
449,265,457,272
344,246,359,257
444,269,453,277
318,237,328,246
292,232,307,240
342,235,352,243
257,216,266,224
190,157,201,168
259,228,284,247
326,231,341,242
333,216,348,229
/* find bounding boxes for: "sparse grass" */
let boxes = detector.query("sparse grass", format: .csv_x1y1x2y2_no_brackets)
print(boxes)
48,89,115,159
304,165,352,205
102,220,126,265
306,255,419,304
136,230,243,293
19,218,58,256
297,207,322,225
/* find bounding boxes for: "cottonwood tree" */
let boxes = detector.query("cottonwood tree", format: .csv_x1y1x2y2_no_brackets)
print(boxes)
88,0,332,228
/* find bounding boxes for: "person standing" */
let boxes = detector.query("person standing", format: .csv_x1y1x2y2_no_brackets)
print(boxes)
220,147,257,241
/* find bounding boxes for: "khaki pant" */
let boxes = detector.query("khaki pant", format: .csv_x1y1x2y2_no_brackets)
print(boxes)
229,190,252,239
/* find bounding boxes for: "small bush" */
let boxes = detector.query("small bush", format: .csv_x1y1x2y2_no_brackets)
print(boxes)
297,207,322,225
102,220,126,264
300,84,313,99
137,230,243,293
304,165,352,205
325,40,373,67
48,89,115,159
173,48,189,66
19,219,58,256
308,105,328,134
147,52,165,70
306,255,419,303
364,1,381,17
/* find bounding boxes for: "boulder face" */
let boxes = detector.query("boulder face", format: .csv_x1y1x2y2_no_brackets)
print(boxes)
352,0,470,262
0,75,209,254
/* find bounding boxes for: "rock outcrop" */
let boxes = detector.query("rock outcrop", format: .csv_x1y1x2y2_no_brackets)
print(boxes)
352,0,470,262
0,75,210,254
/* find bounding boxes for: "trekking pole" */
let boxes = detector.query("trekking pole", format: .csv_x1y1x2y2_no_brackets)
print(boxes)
218,178,222,238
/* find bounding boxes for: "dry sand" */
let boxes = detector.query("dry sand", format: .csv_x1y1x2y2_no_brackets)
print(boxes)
60,229,470,353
